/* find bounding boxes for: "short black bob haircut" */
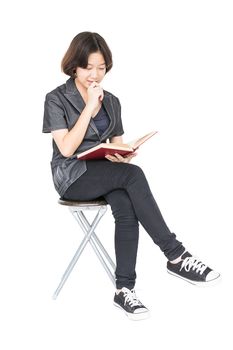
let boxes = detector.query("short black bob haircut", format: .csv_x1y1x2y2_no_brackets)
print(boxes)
61,32,113,78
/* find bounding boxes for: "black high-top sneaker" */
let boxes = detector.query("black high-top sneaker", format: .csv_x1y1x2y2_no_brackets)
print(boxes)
167,251,221,286
114,287,150,320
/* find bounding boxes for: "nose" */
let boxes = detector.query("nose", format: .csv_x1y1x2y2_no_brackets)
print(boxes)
90,68,98,79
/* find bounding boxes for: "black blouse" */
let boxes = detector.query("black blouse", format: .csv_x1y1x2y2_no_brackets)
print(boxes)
93,104,110,136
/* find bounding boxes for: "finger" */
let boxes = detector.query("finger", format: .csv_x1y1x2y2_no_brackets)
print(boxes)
125,153,137,163
105,155,112,160
123,153,137,161
105,155,117,162
114,153,125,161
100,91,104,101
105,154,116,159
125,153,136,159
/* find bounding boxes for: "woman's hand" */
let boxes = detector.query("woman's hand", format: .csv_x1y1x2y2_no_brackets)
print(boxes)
86,82,104,115
105,152,137,163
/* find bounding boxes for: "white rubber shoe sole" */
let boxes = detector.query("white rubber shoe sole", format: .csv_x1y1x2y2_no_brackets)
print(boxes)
113,302,151,320
167,269,222,287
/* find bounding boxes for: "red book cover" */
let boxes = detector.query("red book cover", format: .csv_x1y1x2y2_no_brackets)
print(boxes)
77,131,158,160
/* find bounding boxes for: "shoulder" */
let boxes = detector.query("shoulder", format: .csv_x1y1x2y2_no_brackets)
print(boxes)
45,82,66,102
103,89,121,105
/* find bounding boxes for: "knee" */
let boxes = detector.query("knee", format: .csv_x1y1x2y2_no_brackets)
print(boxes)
125,163,145,179
122,164,146,188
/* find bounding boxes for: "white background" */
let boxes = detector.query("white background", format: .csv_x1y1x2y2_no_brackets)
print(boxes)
1,0,233,349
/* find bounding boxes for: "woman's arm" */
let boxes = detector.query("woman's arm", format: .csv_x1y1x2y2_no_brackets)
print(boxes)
109,135,123,144
52,82,104,157
52,105,94,157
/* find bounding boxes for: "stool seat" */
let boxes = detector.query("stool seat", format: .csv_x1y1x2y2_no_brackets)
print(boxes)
58,198,107,207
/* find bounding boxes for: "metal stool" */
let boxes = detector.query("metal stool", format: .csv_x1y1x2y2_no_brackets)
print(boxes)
53,198,116,299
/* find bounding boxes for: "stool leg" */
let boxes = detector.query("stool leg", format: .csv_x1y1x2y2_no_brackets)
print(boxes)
52,206,106,300
90,232,116,269
74,210,116,285
78,211,116,270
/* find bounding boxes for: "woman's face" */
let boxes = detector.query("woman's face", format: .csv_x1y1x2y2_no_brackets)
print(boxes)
75,51,106,90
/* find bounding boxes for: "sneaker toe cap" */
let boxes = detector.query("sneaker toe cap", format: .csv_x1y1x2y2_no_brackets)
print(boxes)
134,307,149,314
206,270,221,282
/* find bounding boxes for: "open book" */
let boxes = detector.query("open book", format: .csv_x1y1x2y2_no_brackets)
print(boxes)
77,131,158,160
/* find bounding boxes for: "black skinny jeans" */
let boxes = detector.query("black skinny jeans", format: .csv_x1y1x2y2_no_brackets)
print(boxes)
63,160,185,289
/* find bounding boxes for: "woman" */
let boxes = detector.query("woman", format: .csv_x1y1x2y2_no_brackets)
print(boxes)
43,31,220,320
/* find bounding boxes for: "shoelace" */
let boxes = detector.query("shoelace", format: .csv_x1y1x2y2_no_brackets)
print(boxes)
122,288,143,307
180,256,207,275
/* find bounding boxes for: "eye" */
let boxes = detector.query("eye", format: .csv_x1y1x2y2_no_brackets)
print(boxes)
86,66,106,71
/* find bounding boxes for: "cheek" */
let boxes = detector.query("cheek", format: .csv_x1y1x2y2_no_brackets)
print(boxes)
99,71,106,80
76,69,89,80
81,72,89,80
